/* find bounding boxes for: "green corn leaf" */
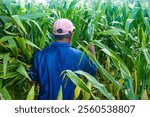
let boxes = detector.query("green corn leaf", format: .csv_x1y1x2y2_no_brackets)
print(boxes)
0,79,2,92
141,89,148,100
93,40,135,99
123,1,129,17
0,36,13,43
143,48,150,64
94,40,131,75
93,0,100,11
120,66,135,99
72,13,81,47
86,20,95,42
135,50,146,95
17,64,30,80
125,19,133,39
19,12,49,20
130,7,140,19
0,63,18,73
75,70,115,100
112,36,133,61
110,21,122,26
25,39,41,50
68,0,79,9
74,85,81,100
98,28,124,36
16,37,32,62
4,75,21,88
29,20,44,36
78,42,122,87
2,0,12,15
82,82,91,100
3,53,9,76
67,0,79,19
64,70,90,93
62,70,96,99
26,84,35,100
147,66,150,91
12,15,27,34
140,28,146,46
4,22,12,30
57,85,63,100
8,39,18,57
144,17,150,35
0,87,12,100
0,72,19,79
28,20,46,48
4,30,17,36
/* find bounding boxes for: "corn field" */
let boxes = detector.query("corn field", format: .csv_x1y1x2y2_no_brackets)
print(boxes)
0,0,150,100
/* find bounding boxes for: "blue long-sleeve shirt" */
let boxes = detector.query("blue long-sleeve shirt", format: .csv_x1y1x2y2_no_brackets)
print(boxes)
29,42,96,100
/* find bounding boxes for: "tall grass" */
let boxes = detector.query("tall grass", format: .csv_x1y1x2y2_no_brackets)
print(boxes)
0,0,149,100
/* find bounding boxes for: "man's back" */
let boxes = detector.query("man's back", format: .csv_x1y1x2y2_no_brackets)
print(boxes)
29,42,96,100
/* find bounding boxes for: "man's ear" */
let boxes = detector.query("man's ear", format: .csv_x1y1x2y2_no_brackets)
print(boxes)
65,37,71,43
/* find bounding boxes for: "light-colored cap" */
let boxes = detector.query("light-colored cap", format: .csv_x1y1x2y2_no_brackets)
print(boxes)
53,18,75,35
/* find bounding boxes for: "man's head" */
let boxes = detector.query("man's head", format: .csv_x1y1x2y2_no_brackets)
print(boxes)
53,18,75,43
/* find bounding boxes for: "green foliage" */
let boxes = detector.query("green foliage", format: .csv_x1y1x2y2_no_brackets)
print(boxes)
26,84,35,100
57,85,63,100
0,0,149,100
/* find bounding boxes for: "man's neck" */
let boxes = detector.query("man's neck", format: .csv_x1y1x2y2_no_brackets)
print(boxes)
56,38,70,44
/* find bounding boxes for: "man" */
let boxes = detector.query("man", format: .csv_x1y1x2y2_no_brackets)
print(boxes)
29,18,96,100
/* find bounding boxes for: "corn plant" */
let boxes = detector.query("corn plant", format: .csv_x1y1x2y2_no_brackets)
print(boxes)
0,0,150,100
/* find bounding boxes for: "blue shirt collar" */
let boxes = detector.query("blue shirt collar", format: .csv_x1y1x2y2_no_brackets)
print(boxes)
51,42,71,47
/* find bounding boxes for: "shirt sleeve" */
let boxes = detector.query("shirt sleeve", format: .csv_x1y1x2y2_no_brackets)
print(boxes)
82,54,97,77
29,52,40,81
